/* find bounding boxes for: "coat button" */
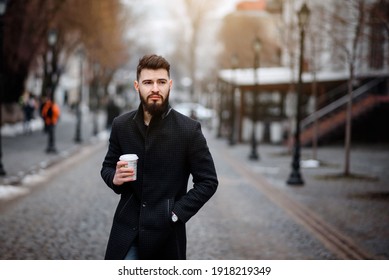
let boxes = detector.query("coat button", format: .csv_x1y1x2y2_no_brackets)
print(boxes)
142,202,147,207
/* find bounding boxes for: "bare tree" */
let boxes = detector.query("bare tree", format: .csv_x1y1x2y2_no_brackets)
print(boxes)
3,0,128,104
306,3,332,161
182,0,221,99
326,0,369,176
50,0,129,96
3,0,66,103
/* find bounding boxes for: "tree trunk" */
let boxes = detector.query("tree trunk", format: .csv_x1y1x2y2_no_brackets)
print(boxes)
343,64,354,176
3,69,28,103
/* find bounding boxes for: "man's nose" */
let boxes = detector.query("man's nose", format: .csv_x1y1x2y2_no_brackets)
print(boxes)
152,82,159,92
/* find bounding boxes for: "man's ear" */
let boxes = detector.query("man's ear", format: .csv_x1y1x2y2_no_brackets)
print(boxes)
134,80,139,92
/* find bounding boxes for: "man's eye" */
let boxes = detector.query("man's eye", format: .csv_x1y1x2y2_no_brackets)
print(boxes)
143,81,152,85
158,80,167,85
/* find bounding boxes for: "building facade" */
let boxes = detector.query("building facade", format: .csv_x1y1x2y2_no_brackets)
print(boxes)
216,0,389,145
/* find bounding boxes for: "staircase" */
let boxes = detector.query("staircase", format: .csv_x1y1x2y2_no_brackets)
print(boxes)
299,78,389,146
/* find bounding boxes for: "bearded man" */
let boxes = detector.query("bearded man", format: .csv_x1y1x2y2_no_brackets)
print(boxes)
100,54,218,260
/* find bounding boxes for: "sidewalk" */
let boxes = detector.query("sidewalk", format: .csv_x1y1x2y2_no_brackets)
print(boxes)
204,129,389,259
0,109,108,199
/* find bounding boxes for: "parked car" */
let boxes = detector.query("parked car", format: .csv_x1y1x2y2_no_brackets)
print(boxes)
174,102,215,124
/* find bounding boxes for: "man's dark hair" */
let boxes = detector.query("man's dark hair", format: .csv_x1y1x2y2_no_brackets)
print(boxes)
136,54,170,81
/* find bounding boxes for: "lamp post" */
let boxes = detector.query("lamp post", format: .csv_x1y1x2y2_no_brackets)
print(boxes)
0,0,7,175
44,28,59,154
91,62,100,136
74,48,84,143
249,37,261,160
47,29,58,100
216,80,223,138
287,2,310,186
229,53,238,146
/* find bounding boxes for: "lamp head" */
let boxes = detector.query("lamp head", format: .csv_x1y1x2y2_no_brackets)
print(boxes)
298,3,310,29
47,29,58,46
0,0,8,16
253,37,261,54
231,53,239,68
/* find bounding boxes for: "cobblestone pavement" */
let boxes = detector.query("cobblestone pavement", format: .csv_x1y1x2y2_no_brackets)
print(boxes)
186,131,336,259
0,124,388,260
196,132,389,260
0,143,117,259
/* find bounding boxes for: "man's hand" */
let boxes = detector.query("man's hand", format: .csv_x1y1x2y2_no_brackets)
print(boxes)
112,161,135,185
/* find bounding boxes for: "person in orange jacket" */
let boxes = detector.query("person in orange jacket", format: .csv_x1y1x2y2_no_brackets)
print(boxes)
41,96,61,153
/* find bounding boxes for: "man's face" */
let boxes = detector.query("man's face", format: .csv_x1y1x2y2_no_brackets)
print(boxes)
134,68,172,116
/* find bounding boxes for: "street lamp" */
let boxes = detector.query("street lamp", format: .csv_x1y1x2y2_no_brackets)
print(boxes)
216,80,223,138
229,53,238,146
287,2,310,186
0,0,8,176
74,48,84,143
44,28,59,154
0,0,6,14
91,62,100,136
47,29,57,100
249,37,261,160
47,29,58,48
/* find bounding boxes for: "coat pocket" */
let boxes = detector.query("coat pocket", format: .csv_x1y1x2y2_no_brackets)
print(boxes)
116,194,134,220
167,198,174,218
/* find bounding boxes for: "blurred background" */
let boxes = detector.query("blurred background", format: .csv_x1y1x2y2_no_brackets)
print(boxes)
0,0,388,260
1,0,389,147
1,0,389,159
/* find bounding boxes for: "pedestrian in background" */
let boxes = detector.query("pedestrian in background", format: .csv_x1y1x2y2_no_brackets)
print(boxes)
101,54,218,260
20,91,36,134
41,95,60,153
39,95,48,133
105,97,121,130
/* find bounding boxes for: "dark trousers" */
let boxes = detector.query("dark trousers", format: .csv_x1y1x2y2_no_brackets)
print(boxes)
46,124,57,152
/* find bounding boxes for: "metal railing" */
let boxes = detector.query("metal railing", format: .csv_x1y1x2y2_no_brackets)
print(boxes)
301,78,384,129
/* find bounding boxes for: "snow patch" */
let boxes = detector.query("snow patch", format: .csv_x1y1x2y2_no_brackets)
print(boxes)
301,159,320,168
21,172,47,186
0,185,30,201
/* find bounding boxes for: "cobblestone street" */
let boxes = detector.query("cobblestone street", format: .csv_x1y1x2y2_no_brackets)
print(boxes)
0,124,388,260
0,144,117,259
0,140,332,260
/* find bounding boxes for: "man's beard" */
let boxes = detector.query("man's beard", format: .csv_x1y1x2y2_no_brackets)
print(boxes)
139,89,170,117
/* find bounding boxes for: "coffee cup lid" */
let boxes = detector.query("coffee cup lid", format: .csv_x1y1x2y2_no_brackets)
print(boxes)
119,154,139,161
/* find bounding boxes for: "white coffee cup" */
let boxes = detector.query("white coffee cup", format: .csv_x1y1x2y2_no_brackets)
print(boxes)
119,154,139,180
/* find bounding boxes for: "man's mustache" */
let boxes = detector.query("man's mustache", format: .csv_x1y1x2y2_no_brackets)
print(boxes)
148,94,163,100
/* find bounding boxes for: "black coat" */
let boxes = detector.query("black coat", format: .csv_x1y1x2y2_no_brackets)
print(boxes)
101,105,218,260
